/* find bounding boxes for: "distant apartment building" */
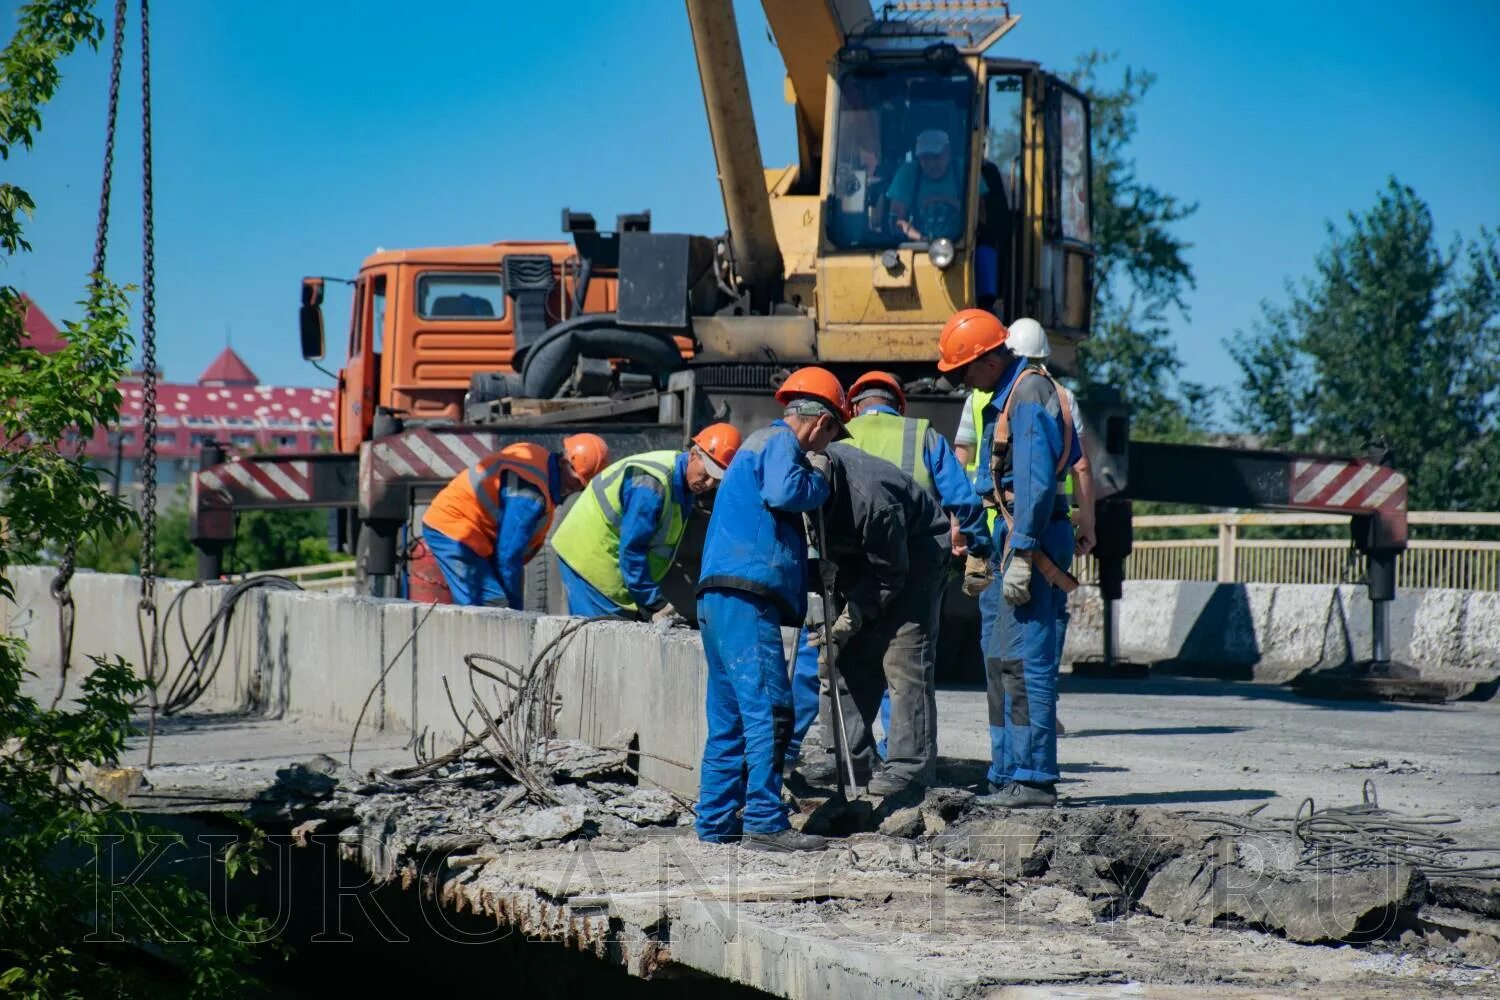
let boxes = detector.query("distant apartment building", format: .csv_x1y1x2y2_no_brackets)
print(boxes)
22,296,335,499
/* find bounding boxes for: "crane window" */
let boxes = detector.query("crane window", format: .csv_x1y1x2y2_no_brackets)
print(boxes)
417,273,506,320
1045,85,1092,245
826,67,977,249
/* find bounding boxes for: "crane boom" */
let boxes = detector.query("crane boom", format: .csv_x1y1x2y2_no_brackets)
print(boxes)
761,0,873,185
685,0,784,304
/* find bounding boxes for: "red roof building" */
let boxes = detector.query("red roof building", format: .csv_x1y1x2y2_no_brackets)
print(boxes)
21,298,334,495
20,294,68,354
197,346,260,387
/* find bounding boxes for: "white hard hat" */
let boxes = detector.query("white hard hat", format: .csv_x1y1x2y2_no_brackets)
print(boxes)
1006,317,1050,359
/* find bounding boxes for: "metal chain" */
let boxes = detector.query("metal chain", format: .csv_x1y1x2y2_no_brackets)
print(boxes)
91,0,128,280
137,0,164,766
138,0,158,610
53,0,129,699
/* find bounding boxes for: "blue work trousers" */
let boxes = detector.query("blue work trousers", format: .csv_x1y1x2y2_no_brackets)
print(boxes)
986,517,1074,786
423,527,506,608
557,558,627,617
696,589,794,842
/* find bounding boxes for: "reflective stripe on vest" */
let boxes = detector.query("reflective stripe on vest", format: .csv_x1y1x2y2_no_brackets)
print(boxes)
467,444,554,560
550,450,687,610
845,412,933,494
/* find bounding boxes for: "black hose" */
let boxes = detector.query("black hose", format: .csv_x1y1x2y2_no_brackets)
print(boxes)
157,575,303,715
519,312,685,399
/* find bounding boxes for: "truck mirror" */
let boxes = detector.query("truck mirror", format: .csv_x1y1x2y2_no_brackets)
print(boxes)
300,277,325,360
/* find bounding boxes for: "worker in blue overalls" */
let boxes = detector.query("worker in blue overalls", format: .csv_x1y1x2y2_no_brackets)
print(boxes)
695,367,849,851
937,309,1081,808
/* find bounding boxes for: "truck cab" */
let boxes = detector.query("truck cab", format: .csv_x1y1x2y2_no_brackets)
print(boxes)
301,241,619,453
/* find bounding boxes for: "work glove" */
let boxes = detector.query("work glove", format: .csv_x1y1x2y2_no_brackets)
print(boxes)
806,450,832,482
650,601,687,632
829,603,863,645
961,554,993,597
1002,553,1032,606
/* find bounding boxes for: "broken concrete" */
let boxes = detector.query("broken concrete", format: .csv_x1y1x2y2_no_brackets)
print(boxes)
10,568,1500,996
1140,852,1427,943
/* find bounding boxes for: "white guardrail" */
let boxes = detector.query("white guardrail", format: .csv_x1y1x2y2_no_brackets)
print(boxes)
237,560,356,592
1074,512,1500,591
248,513,1499,596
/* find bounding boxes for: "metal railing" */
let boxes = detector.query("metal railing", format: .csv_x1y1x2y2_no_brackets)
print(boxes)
1073,512,1500,591
237,560,356,592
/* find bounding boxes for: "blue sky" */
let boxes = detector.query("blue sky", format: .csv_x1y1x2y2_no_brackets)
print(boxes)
9,0,1499,417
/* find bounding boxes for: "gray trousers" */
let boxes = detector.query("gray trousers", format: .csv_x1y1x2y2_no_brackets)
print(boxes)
821,562,944,785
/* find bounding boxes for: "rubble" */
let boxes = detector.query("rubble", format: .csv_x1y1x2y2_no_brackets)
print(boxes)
1140,853,1426,942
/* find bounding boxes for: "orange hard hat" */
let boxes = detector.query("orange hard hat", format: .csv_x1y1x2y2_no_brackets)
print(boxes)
774,366,851,422
562,433,610,483
936,309,1009,372
849,371,906,414
691,422,741,478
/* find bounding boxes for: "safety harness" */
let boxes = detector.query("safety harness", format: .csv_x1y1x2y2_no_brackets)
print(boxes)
988,367,1079,594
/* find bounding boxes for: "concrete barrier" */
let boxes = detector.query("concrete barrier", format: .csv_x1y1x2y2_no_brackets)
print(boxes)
1063,580,1500,688
6,567,1498,802
544,615,706,797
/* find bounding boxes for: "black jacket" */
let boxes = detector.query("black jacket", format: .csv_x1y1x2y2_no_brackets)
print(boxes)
821,442,948,622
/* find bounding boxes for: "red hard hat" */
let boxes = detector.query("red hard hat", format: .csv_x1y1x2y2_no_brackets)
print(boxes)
691,422,742,477
774,366,851,421
848,371,906,414
562,433,610,483
937,309,1009,372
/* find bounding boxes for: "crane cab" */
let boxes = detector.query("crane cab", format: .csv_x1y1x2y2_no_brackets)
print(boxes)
804,15,1093,373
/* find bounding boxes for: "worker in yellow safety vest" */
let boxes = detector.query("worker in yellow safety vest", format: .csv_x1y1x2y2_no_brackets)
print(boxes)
551,424,742,624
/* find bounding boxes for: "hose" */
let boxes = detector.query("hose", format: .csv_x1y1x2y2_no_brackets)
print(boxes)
518,312,685,399
155,575,303,716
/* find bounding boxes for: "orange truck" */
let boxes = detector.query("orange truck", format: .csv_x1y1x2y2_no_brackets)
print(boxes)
189,211,712,591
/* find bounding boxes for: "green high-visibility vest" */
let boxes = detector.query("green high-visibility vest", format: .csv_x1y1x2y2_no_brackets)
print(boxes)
550,450,687,610
845,412,934,493
965,389,999,533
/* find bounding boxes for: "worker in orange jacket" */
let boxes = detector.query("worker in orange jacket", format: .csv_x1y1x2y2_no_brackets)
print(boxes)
421,434,610,608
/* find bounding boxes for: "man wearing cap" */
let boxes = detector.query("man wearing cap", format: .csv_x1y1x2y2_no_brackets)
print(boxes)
888,129,981,243
422,434,610,608
695,368,848,852
552,424,742,624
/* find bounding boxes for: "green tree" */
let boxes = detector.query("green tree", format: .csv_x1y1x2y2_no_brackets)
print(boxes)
1228,179,1500,511
76,502,342,578
1068,52,1206,441
2,3,267,994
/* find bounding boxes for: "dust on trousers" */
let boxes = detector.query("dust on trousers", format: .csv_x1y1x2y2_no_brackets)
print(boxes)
824,556,945,786
987,516,1074,786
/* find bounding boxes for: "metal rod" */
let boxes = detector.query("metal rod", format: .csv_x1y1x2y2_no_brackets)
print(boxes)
1371,599,1390,665
1101,594,1117,669
813,507,859,798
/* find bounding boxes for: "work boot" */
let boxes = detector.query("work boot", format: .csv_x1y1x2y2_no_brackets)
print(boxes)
866,769,923,798
976,780,1057,809
742,829,828,852
795,755,838,785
